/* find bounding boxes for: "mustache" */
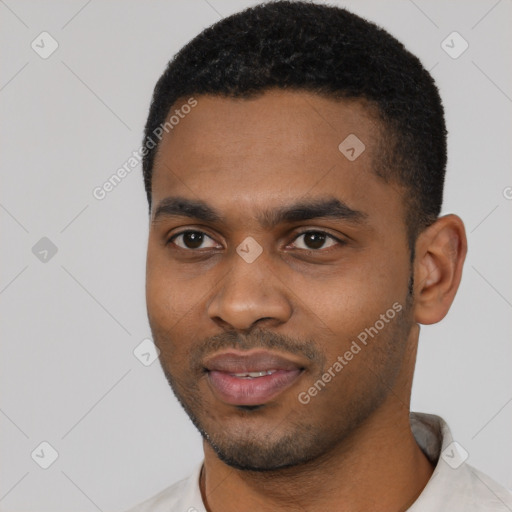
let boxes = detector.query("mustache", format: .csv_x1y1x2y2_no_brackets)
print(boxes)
189,328,326,371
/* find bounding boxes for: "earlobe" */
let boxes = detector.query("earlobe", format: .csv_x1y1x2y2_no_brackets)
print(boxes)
413,214,467,325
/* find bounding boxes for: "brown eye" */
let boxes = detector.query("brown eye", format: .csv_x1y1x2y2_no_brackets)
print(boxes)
169,231,218,250
291,231,340,251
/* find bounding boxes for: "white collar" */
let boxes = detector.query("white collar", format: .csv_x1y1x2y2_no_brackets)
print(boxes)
128,412,512,511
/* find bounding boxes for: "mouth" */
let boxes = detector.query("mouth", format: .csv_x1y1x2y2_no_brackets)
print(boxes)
203,350,305,406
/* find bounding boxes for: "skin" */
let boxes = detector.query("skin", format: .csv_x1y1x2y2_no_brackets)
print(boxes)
146,89,467,512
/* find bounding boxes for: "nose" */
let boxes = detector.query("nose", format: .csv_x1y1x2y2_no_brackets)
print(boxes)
207,247,293,331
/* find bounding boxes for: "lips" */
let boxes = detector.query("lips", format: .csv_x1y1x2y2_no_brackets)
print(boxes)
204,350,304,406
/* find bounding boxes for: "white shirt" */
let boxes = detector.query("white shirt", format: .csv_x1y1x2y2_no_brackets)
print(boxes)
126,412,512,511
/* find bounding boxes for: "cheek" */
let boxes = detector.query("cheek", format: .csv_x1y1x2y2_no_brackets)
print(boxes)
145,247,197,341
294,253,409,364
146,253,172,326
145,245,218,363
298,257,405,324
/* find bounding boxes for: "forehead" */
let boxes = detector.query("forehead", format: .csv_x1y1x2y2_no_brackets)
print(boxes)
150,90,401,227
153,90,380,173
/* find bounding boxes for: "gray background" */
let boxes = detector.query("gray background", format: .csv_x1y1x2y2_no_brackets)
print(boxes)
1,0,511,510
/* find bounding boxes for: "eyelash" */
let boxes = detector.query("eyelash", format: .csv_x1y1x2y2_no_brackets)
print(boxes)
167,229,345,252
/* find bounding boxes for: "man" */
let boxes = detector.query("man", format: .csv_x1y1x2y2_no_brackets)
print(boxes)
128,1,512,510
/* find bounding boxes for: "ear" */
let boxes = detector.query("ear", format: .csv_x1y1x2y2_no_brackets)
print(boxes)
413,214,467,325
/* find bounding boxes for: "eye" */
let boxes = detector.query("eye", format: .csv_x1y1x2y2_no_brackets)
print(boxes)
289,230,342,251
168,230,219,250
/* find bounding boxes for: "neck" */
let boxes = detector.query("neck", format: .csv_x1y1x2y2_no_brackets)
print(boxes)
200,325,434,512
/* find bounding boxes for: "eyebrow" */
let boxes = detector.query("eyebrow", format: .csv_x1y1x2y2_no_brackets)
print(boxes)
151,196,368,228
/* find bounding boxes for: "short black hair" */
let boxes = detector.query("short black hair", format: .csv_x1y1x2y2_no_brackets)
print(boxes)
142,0,446,245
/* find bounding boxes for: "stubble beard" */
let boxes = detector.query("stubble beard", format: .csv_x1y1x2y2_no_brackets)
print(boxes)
155,294,414,473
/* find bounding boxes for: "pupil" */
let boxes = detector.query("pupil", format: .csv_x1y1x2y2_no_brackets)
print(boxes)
306,232,325,249
184,232,203,249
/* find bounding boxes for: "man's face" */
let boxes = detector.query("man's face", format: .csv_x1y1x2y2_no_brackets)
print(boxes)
146,90,415,471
